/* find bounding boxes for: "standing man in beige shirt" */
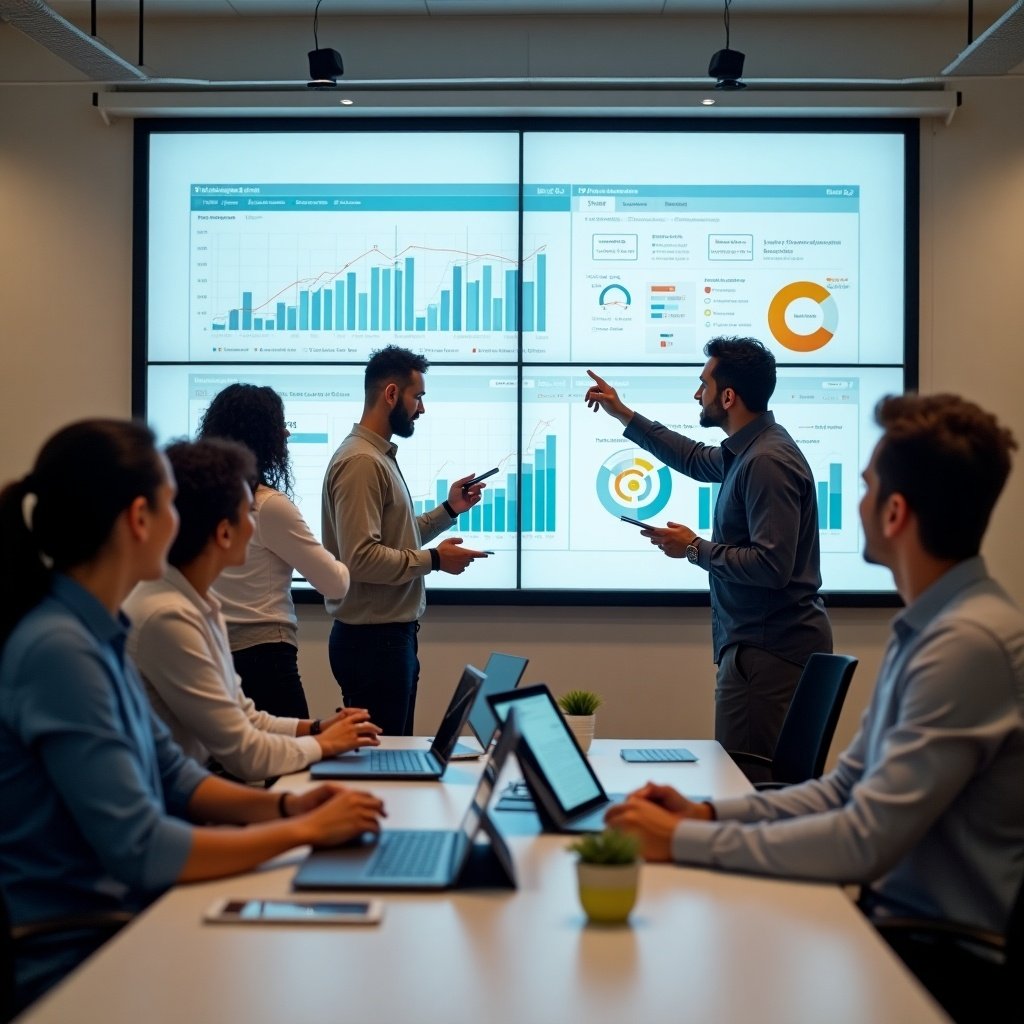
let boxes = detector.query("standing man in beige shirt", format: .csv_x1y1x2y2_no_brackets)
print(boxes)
322,346,489,734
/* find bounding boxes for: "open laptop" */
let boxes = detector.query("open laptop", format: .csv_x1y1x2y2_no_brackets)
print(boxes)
448,652,529,760
293,713,519,892
309,665,484,781
487,684,630,834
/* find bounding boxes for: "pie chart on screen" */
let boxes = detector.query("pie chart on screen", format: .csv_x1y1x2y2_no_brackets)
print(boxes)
767,281,838,353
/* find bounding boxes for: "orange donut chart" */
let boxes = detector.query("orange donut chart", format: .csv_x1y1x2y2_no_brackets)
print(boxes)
767,281,838,353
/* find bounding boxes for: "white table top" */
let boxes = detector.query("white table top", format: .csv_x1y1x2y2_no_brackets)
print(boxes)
20,739,947,1024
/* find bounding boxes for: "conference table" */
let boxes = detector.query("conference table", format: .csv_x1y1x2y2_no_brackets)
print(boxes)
19,739,947,1024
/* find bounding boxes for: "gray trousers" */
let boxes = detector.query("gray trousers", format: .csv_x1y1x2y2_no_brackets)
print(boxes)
715,643,804,784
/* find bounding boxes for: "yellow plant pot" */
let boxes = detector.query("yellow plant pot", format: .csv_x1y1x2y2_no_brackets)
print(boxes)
576,860,640,924
562,712,596,753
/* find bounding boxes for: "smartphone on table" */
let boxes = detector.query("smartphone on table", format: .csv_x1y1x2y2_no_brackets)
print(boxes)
204,898,383,925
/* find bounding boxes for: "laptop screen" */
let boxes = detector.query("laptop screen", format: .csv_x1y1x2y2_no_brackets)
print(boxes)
430,665,485,761
489,687,605,815
467,653,529,747
458,710,519,845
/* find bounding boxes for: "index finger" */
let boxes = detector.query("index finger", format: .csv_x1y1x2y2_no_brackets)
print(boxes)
586,369,609,389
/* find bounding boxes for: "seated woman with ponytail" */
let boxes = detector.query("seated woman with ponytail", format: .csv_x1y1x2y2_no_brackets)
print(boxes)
0,420,384,1014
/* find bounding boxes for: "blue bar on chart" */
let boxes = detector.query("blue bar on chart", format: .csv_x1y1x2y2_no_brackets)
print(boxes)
817,463,843,529
211,248,548,334
697,482,722,532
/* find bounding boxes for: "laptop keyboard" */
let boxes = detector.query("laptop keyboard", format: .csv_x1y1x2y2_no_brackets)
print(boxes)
367,831,449,879
369,749,430,772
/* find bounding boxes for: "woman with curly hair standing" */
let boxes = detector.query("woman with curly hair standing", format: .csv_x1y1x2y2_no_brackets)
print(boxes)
198,383,349,718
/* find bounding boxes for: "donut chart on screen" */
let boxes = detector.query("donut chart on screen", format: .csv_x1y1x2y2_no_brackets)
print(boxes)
597,450,671,519
767,281,838,353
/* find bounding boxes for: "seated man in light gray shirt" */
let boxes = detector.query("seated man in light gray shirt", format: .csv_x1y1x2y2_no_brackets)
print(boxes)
126,438,381,783
607,393,1024,940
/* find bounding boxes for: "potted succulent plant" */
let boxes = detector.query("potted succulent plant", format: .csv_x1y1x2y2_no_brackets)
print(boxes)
568,829,641,925
557,689,602,753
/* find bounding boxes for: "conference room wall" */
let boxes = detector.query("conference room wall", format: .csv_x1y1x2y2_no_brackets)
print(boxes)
0,13,1021,758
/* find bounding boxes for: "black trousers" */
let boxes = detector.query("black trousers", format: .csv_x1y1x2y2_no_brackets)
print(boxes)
328,620,419,736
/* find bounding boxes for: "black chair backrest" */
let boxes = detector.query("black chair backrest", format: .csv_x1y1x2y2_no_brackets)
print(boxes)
1,888,16,1024
770,653,858,785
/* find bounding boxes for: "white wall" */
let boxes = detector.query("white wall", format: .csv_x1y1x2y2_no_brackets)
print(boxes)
1,12,1022,757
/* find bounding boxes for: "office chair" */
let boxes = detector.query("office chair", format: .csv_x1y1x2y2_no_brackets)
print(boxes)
728,653,858,789
872,870,1024,1024
1,889,131,1023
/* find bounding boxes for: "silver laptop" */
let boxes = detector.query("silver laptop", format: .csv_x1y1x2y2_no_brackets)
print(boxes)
293,713,519,892
309,665,483,781
448,652,529,759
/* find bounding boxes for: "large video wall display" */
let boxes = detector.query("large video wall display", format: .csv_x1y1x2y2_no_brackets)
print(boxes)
137,120,916,602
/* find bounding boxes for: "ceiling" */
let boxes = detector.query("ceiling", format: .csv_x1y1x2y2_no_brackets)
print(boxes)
38,1,1019,18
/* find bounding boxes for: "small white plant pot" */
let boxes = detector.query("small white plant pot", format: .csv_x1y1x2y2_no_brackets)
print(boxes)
576,860,640,924
562,713,596,753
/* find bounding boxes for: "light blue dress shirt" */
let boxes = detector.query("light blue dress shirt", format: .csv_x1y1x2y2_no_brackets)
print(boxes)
672,557,1024,933
0,575,209,1003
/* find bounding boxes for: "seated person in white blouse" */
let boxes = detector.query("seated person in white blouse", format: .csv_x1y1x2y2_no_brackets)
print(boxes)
197,383,348,718
125,438,381,783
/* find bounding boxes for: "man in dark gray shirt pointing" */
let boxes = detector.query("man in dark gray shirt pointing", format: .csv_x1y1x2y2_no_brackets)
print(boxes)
585,337,832,775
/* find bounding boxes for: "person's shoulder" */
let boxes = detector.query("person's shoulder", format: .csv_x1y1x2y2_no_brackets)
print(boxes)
937,579,1024,647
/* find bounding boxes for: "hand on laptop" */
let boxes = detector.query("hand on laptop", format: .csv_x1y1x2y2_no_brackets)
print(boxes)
603,784,713,863
290,785,386,847
315,709,383,758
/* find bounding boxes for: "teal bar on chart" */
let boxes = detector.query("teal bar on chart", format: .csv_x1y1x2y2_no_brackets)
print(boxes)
286,307,296,330
537,254,547,331
253,317,263,329
441,291,450,331
311,291,321,330
522,466,533,532
523,282,535,332
483,265,492,331
242,292,252,330
829,463,842,529
453,266,463,331
299,291,309,331
370,268,380,331
382,269,391,330
817,483,828,529
535,447,546,532
228,309,239,330
335,283,344,330
394,267,403,330
404,258,415,331
347,274,357,330
467,282,479,331
505,269,517,330
494,489,506,531
546,434,556,531
323,289,332,330
358,293,368,332
427,305,438,331
276,302,286,330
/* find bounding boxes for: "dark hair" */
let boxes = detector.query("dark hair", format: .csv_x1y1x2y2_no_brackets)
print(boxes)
364,345,429,401
197,383,293,496
165,438,257,568
0,419,163,646
703,337,777,413
874,393,1017,560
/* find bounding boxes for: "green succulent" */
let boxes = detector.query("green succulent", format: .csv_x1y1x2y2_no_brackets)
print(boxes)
568,829,640,865
557,689,603,716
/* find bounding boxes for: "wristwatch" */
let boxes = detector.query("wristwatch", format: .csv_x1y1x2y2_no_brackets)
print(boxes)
685,538,701,565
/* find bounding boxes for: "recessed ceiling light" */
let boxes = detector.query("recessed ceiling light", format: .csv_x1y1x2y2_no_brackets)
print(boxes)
701,98,716,106
340,98,354,106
